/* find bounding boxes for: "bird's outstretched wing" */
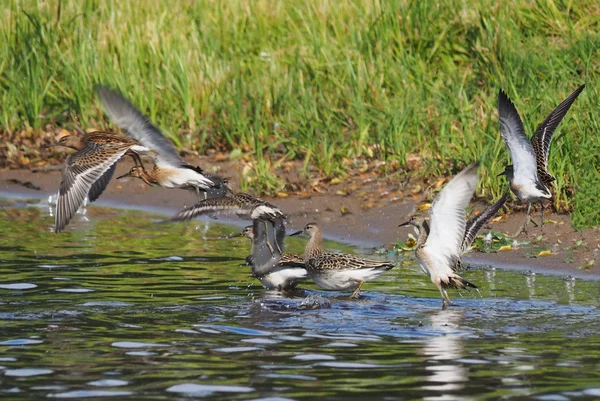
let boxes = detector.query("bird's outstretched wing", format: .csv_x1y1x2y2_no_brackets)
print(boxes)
169,196,247,222
531,84,585,186
96,85,183,168
425,162,479,271
498,90,539,185
56,144,128,233
461,192,509,254
250,218,283,277
87,164,116,203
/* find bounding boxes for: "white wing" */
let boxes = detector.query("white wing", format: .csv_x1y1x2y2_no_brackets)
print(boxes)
498,90,539,184
424,163,479,270
96,85,183,168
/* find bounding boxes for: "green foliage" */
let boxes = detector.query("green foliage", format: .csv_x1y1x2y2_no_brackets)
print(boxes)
1,0,599,225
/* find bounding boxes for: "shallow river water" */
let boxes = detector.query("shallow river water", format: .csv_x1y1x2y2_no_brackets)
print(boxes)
1,199,599,400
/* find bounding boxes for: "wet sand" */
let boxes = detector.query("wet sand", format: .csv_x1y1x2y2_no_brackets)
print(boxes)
1,156,599,278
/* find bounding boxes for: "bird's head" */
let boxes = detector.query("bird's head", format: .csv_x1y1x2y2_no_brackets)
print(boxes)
227,225,253,239
44,135,84,151
290,222,319,238
398,215,420,229
117,166,145,180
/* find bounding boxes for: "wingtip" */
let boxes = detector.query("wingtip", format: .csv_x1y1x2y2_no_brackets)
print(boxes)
498,88,515,110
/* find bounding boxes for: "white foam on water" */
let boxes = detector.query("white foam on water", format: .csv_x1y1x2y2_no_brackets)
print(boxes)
0,283,37,290
4,368,53,377
166,383,254,396
88,379,128,387
48,390,133,398
111,342,167,348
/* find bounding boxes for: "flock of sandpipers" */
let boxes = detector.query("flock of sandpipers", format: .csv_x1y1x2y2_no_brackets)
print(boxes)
46,84,585,309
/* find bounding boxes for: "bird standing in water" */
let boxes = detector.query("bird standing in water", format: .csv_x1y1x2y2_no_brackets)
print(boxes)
233,221,307,291
398,163,495,309
497,85,584,235
291,222,394,298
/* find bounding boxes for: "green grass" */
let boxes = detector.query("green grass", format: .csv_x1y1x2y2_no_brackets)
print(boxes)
1,0,600,227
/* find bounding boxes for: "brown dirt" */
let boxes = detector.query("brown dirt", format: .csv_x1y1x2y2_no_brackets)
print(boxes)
1,153,599,278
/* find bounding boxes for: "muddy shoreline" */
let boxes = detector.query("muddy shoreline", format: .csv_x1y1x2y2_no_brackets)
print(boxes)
1,156,599,278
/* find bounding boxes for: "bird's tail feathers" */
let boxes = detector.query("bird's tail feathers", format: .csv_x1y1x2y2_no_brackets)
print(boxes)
445,274,477,290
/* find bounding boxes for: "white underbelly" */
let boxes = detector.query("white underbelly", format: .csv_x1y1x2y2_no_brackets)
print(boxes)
258,268,307,289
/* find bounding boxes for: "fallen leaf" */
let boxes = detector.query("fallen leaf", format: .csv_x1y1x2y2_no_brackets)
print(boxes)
498,245,512,251
276,192,288,198
417,203,431,211
537,250,553,257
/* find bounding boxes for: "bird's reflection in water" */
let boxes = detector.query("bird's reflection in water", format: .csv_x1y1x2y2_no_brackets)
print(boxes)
421,308,474,401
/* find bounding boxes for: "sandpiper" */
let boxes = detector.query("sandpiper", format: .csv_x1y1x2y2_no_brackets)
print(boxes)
49,132,152,233
398,162,489,309
170,192,285,254
497,85,584,235
117,167,230,200
96,85,221,199
290,222,394,298
170,192,285,222
233,221,308,291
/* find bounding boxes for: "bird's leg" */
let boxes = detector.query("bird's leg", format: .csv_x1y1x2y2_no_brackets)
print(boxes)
530,204,540,227
513,203,532,237
438,284,451,309
350,280,364,298
129,152,143,168
540,201,545,227
195,187,203,202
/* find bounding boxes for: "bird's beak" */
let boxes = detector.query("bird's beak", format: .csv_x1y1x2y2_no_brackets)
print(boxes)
41,143,58,150
227,232,245,239
398,221,411,227
116,172,131,180
497,171,505,177
289,230,303,237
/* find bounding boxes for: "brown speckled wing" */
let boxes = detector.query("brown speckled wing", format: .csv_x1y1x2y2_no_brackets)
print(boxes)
279,253,305,268
55,143,129,233
308,252,394,271
169,196,247,222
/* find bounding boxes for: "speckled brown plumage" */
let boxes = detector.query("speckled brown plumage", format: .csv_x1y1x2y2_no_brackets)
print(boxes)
291,222,394,296
53,133,150,233
170,192,284,222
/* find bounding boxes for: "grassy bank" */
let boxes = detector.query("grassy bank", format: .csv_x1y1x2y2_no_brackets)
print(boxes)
1,0,599,227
